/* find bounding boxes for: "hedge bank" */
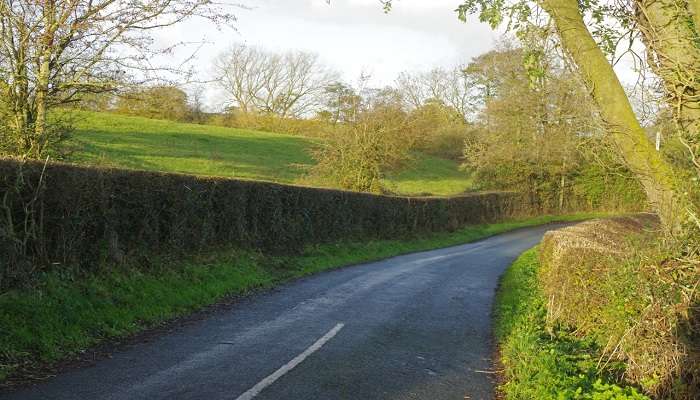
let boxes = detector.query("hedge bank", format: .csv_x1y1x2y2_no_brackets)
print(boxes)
0,158,532,290
539,215,699,399
493,248,649,399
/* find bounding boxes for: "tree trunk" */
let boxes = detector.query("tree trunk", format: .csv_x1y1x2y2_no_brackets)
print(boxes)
540,0,687,233
559,159,566,212
32,55,52,158
6,24,32,156
33,1,57,158
635,1,700,125
559,174,565,211
635,0,700,175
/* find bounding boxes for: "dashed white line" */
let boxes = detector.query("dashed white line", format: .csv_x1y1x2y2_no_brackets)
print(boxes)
234,322,345,400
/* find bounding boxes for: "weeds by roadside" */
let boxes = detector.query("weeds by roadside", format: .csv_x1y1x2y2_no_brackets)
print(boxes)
493,248,649,400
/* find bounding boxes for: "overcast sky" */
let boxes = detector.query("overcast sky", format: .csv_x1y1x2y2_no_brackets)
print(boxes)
154,0,501,109
152,0,641,110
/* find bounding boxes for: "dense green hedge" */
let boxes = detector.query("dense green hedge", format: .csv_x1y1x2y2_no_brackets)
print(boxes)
0,158,530,289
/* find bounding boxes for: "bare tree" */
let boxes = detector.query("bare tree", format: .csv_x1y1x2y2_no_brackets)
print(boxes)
188,84,207,124
0,0,236,157
396,66,473,121
395,71,430,110
214,44,338,118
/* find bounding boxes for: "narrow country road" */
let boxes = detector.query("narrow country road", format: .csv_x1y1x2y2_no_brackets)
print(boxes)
2,224,567,400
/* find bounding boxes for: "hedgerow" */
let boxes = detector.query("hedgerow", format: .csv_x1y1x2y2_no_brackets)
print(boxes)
0,157,529,290
494,247,650,400
539,216,699,399
0,213,602,386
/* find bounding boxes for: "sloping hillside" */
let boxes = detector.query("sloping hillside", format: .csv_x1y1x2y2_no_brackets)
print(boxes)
67,111,472,196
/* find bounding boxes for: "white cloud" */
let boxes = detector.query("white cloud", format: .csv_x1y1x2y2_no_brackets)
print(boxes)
150,0,500,109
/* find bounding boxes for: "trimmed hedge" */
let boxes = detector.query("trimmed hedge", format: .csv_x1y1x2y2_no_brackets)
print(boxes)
539,215,699,399
0,158,531,289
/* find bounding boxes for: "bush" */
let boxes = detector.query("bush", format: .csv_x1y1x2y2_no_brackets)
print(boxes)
407,101,471,160
572,163,647,211
112,86,195,122
309,107,414,193
0,157,530,290
539,216,699,399
494,248,650,400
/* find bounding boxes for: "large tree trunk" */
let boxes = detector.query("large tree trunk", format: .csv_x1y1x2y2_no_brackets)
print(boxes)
540,0,687,233
635,0,700,175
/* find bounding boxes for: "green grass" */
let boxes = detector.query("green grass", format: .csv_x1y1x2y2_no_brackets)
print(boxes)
67,111,315,183
493,248,649,400
65,111,473,196
382,153,474,196
1,213,603,385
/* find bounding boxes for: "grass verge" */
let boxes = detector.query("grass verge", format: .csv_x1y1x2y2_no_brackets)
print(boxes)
1,212,602,386
493,247,650,400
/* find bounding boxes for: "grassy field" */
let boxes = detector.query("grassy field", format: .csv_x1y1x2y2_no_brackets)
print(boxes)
66,111,473,196
493,248,648,399
382,153,473,196
1,213,603,385
67,111,315,183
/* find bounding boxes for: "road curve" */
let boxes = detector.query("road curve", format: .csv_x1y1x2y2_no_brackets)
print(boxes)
2,224,567,400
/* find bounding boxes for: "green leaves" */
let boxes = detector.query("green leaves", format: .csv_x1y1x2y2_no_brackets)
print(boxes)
456,0,505,28
381,0,392,13
522,49,546,88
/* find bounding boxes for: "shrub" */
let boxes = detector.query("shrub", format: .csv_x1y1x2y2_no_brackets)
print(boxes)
208,110,334,138
114,86,192,122
539,215,699,399
309,107,414,193
494,248,650,400
0,157,529,290
407,101,471,160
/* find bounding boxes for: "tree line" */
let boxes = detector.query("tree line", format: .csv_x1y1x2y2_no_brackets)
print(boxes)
375,0,700,239
1,0,696,233
0,31,651,209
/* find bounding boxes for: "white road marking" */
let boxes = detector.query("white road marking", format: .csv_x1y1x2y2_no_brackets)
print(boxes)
234,322,345,400
121,241,497,397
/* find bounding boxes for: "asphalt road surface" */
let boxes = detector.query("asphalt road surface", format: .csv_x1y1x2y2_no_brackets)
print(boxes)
3,224,567,400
